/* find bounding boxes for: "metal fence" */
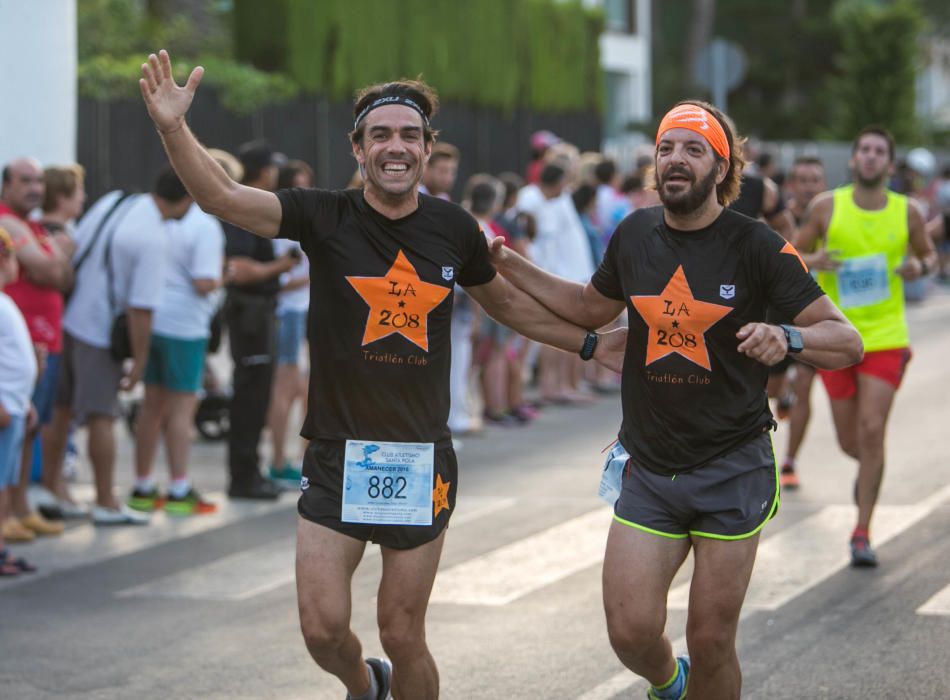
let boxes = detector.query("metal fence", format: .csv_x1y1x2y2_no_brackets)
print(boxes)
77,90,602,203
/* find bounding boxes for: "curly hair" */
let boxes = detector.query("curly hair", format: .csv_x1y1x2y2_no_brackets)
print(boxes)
658,99,747,206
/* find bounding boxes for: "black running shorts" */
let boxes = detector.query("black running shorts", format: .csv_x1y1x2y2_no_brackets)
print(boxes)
297,439,458,550
614,432,779,540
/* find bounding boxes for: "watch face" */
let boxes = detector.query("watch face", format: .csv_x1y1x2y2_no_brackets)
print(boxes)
785,326,803,353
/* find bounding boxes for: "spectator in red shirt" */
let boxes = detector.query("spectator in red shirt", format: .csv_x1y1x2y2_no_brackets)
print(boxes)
0,158,75,540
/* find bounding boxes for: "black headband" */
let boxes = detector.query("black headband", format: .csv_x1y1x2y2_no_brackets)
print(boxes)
353,95,430,130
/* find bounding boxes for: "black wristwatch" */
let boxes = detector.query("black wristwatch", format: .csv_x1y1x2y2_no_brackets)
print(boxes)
579,331,599,361
779,324,804,354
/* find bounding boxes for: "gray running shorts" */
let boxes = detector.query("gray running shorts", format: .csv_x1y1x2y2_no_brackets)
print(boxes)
614,432,779,540
55,332,123,425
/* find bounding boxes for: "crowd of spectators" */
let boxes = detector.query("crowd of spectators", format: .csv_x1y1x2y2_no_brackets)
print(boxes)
0,127,947,577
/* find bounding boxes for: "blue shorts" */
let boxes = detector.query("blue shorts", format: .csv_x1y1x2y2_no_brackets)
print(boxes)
0,414,27,489
144,334,207,393
32,353,61,425
276,309,307,365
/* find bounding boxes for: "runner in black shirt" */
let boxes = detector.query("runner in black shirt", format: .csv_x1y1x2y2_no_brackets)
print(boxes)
490,100,862,699
139,50,624,700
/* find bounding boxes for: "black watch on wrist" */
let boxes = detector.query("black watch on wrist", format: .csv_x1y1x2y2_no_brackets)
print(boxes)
579,331,599,361
779,324,804,354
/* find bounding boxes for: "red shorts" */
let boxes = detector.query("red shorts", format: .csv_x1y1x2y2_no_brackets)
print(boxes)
818,347,912,400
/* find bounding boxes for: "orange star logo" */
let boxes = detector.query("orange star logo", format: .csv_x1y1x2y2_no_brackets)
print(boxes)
631,265,733,371
346,250,450,352
432,473,451,518
780,241,808,271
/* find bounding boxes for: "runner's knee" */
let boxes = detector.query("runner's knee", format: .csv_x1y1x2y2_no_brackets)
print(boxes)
378,610,426,656
857,415,886,445
605,606,665,654
299,610,350,655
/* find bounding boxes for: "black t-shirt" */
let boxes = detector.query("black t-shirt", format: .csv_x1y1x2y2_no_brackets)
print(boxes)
592,206,824,474
277,188,496,444
223,220,280,296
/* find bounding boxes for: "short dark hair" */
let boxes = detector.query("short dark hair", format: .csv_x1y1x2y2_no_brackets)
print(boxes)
153,166,189,202
593,159,617,185
238,140,280,185
464,174,501,217
497,172,524,204
428,142,460,166
539,163,565,187
852,125,896,162
277,160,315,190
349,79,440,145
572,183,597,213
619,174,643,194
1,166,9,184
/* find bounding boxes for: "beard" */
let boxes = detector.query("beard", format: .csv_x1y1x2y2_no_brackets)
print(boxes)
658,165,719,216
855,170,887,189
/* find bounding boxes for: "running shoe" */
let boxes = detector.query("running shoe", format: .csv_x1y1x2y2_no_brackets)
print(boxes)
92,504,150,526
127,487,165,512
269,462,303,484
164,488,218,516
647,655,689,700
850,535,878,568
779,465,800,490
345,658,392,700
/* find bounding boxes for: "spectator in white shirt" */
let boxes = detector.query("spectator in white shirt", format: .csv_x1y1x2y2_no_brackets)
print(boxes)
128,201,224,516
45,168,192,525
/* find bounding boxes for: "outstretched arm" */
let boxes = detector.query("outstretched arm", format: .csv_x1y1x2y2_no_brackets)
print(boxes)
139,50,282,238
488,238,625,329
466,275,626,373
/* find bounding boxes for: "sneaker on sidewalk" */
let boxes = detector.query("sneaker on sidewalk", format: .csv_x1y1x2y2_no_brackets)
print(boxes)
19,511,65,536
2,517,36,543
850,535,878,568
228,477,281,501
128,487,165,512
269,462,302,484
91,504,150,526
164,488,218,516
779,465,800,490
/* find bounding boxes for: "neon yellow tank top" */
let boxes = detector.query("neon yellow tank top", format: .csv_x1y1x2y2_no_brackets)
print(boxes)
816,185,909,351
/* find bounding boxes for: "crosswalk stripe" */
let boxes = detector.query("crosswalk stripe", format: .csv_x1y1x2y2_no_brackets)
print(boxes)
429,506,612,606
917,582,950,616
0,490,296,591
115,497,517,601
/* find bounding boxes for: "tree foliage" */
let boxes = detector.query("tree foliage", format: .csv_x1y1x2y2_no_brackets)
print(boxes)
826,0,922,142
234,0,604,113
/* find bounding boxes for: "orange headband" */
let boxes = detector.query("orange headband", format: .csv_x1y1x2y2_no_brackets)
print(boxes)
656,104,730,160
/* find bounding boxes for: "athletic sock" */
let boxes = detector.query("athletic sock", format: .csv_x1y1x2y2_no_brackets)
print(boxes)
852,526,870,541
651,658,685,699
168,478,191,499
781,457,796,471
135,476,156,493
351,662,379,700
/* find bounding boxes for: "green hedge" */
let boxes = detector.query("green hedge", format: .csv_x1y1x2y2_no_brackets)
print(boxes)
235,0,603,113
78,55,299,114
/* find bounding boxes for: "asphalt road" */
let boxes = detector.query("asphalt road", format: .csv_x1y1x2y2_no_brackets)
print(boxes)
2,287,949,700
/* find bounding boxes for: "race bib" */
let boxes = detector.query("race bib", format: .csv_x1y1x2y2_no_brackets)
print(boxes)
598,442,629,506
837,254,890,309
342,440,434,525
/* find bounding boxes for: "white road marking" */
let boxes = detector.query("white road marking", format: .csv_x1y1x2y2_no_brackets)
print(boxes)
115,497,517,601
0,490,295,590
430,506,612,606
917,582,950,616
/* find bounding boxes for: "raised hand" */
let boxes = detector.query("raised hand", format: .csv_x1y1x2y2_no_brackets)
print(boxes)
139,49,204,134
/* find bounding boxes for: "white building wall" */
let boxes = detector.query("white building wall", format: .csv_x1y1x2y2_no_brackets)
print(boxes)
917,37,950,129
0,0,77,168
